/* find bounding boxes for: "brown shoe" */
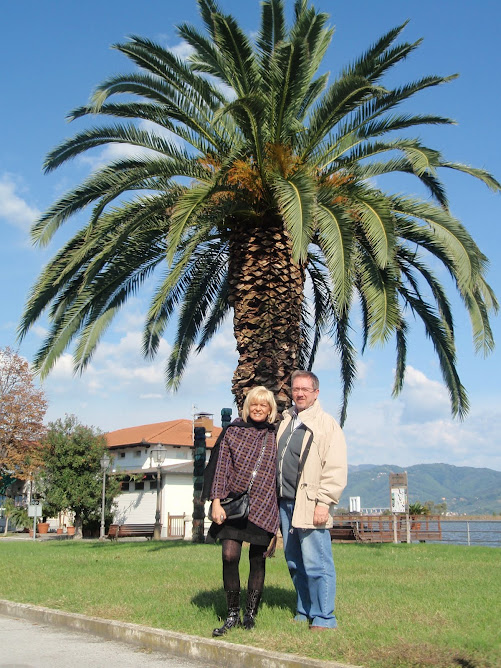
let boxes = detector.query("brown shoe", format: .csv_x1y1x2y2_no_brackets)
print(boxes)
310,625,336,632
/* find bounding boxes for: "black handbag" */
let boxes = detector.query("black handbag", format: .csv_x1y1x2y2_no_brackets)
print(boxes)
218,491,250,520
208,431,268,522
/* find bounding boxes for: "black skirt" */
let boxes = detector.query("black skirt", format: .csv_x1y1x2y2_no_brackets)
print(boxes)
206,516,273,546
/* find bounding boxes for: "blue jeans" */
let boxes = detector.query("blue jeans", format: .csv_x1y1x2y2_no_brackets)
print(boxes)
279,499,337,628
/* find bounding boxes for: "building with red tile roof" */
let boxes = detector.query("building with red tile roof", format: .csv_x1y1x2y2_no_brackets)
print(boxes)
103,416,224,539
106,418,221,449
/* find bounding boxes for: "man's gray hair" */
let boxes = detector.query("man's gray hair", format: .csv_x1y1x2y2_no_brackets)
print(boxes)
291,370,319,390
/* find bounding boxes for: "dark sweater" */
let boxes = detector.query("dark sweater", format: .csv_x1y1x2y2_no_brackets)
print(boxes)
276,419,307,499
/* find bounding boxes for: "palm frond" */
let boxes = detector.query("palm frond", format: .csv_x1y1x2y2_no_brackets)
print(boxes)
143,229,219,357
441,161,501,192
401,288,469,419
392,196,483,289
392,317,408,397
271,170,316,262
165,243,230,389
256,0,286,62
341,22,414,82
354,190,395,269
356,247,400,345
334,306,357,427
315,195,354,310
166,181,219,264
210,11,260,97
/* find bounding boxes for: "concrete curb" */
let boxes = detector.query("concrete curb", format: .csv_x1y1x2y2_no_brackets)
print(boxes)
0,599,361,668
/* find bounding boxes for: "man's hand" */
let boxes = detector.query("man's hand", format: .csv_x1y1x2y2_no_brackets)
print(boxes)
313,504,329,525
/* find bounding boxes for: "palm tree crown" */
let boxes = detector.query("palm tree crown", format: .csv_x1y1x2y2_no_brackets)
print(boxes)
20,0,499,422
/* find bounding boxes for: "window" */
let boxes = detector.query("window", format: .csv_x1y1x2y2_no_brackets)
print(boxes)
135,450,141,458
134,481,144,491
121,482,129,491
149,481,157,491
120,452,126,459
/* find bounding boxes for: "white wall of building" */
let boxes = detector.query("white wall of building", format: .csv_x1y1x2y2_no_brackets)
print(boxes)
110,446,202,538
113,487,157,525
111,446,190,475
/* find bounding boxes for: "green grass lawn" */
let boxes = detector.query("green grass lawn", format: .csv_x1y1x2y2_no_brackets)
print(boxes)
0,539,499,668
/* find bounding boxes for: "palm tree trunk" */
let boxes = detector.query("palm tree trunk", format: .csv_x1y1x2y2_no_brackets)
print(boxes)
228,218,305,413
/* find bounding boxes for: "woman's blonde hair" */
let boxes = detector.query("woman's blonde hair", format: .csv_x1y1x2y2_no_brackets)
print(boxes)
241,386,277,423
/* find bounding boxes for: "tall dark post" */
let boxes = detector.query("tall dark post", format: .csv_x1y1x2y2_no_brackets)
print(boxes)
221,408,232,429
192,425,206,543
153,464,162,540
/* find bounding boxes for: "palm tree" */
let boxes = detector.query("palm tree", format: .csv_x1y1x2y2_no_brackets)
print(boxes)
19,0,498,422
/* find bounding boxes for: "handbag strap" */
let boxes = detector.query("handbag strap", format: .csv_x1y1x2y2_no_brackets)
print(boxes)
247,430,269,494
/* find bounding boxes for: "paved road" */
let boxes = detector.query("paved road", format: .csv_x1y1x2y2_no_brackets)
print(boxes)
0,614,211,668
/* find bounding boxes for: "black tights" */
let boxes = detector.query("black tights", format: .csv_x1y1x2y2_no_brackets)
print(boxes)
221,539,266,592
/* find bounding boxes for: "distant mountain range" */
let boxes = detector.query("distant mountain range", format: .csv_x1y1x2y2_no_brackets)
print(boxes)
339,463,501,515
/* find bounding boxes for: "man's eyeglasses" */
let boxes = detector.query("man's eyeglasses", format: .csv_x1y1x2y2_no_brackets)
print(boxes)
292,387,317,394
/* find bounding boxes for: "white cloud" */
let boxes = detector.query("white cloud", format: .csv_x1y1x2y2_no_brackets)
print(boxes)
169,40,195,61
313,337,340,372
398,366,450,423
0,174,40,231
180,321,237,392
77,142,154,172
32,324,49,338
76,118,184,173
39,321,236,431
342,364,501,471
48,353,75,381
0,321,17,332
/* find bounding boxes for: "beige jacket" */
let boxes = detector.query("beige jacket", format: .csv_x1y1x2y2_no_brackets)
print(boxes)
277,400,347,529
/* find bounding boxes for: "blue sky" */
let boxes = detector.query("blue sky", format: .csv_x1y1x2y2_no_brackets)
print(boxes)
1,1,500,470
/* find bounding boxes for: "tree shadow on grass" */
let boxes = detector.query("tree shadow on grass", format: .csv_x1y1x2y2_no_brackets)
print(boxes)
191,585,296,619
87,539,194,551
454,659,479,668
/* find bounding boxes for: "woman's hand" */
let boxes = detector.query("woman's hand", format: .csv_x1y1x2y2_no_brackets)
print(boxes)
211,499,226,525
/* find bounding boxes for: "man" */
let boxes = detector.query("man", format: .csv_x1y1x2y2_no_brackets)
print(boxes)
276,370,347,630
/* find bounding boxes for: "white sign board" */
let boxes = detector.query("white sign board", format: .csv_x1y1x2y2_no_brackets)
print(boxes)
349,496,361,513
28,504,43,518
391,488,407,514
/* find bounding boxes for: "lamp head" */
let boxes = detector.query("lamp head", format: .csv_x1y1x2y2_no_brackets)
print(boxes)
100,453,111,470
150,443,167,466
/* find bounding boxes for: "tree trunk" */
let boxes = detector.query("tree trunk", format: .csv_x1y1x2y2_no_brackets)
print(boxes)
74,514,83,540
228,218,305,414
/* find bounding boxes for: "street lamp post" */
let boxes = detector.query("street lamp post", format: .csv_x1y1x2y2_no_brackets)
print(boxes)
99,452,111,540
150,444,167,540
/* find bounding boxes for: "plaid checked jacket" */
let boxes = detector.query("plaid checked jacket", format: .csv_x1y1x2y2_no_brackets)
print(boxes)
210,419,279,534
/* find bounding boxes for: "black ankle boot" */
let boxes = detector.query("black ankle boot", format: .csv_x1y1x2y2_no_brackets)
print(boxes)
212,590,241,637
243,589,262,630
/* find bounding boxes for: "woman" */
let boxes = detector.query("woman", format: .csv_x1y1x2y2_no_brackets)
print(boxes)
205,386,279,637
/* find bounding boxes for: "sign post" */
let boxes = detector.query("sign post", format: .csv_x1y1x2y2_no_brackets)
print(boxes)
389,472,408,543
28,500,43,541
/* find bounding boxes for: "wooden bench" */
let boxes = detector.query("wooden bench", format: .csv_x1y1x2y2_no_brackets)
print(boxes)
107,523,155,540
330,524,358,541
